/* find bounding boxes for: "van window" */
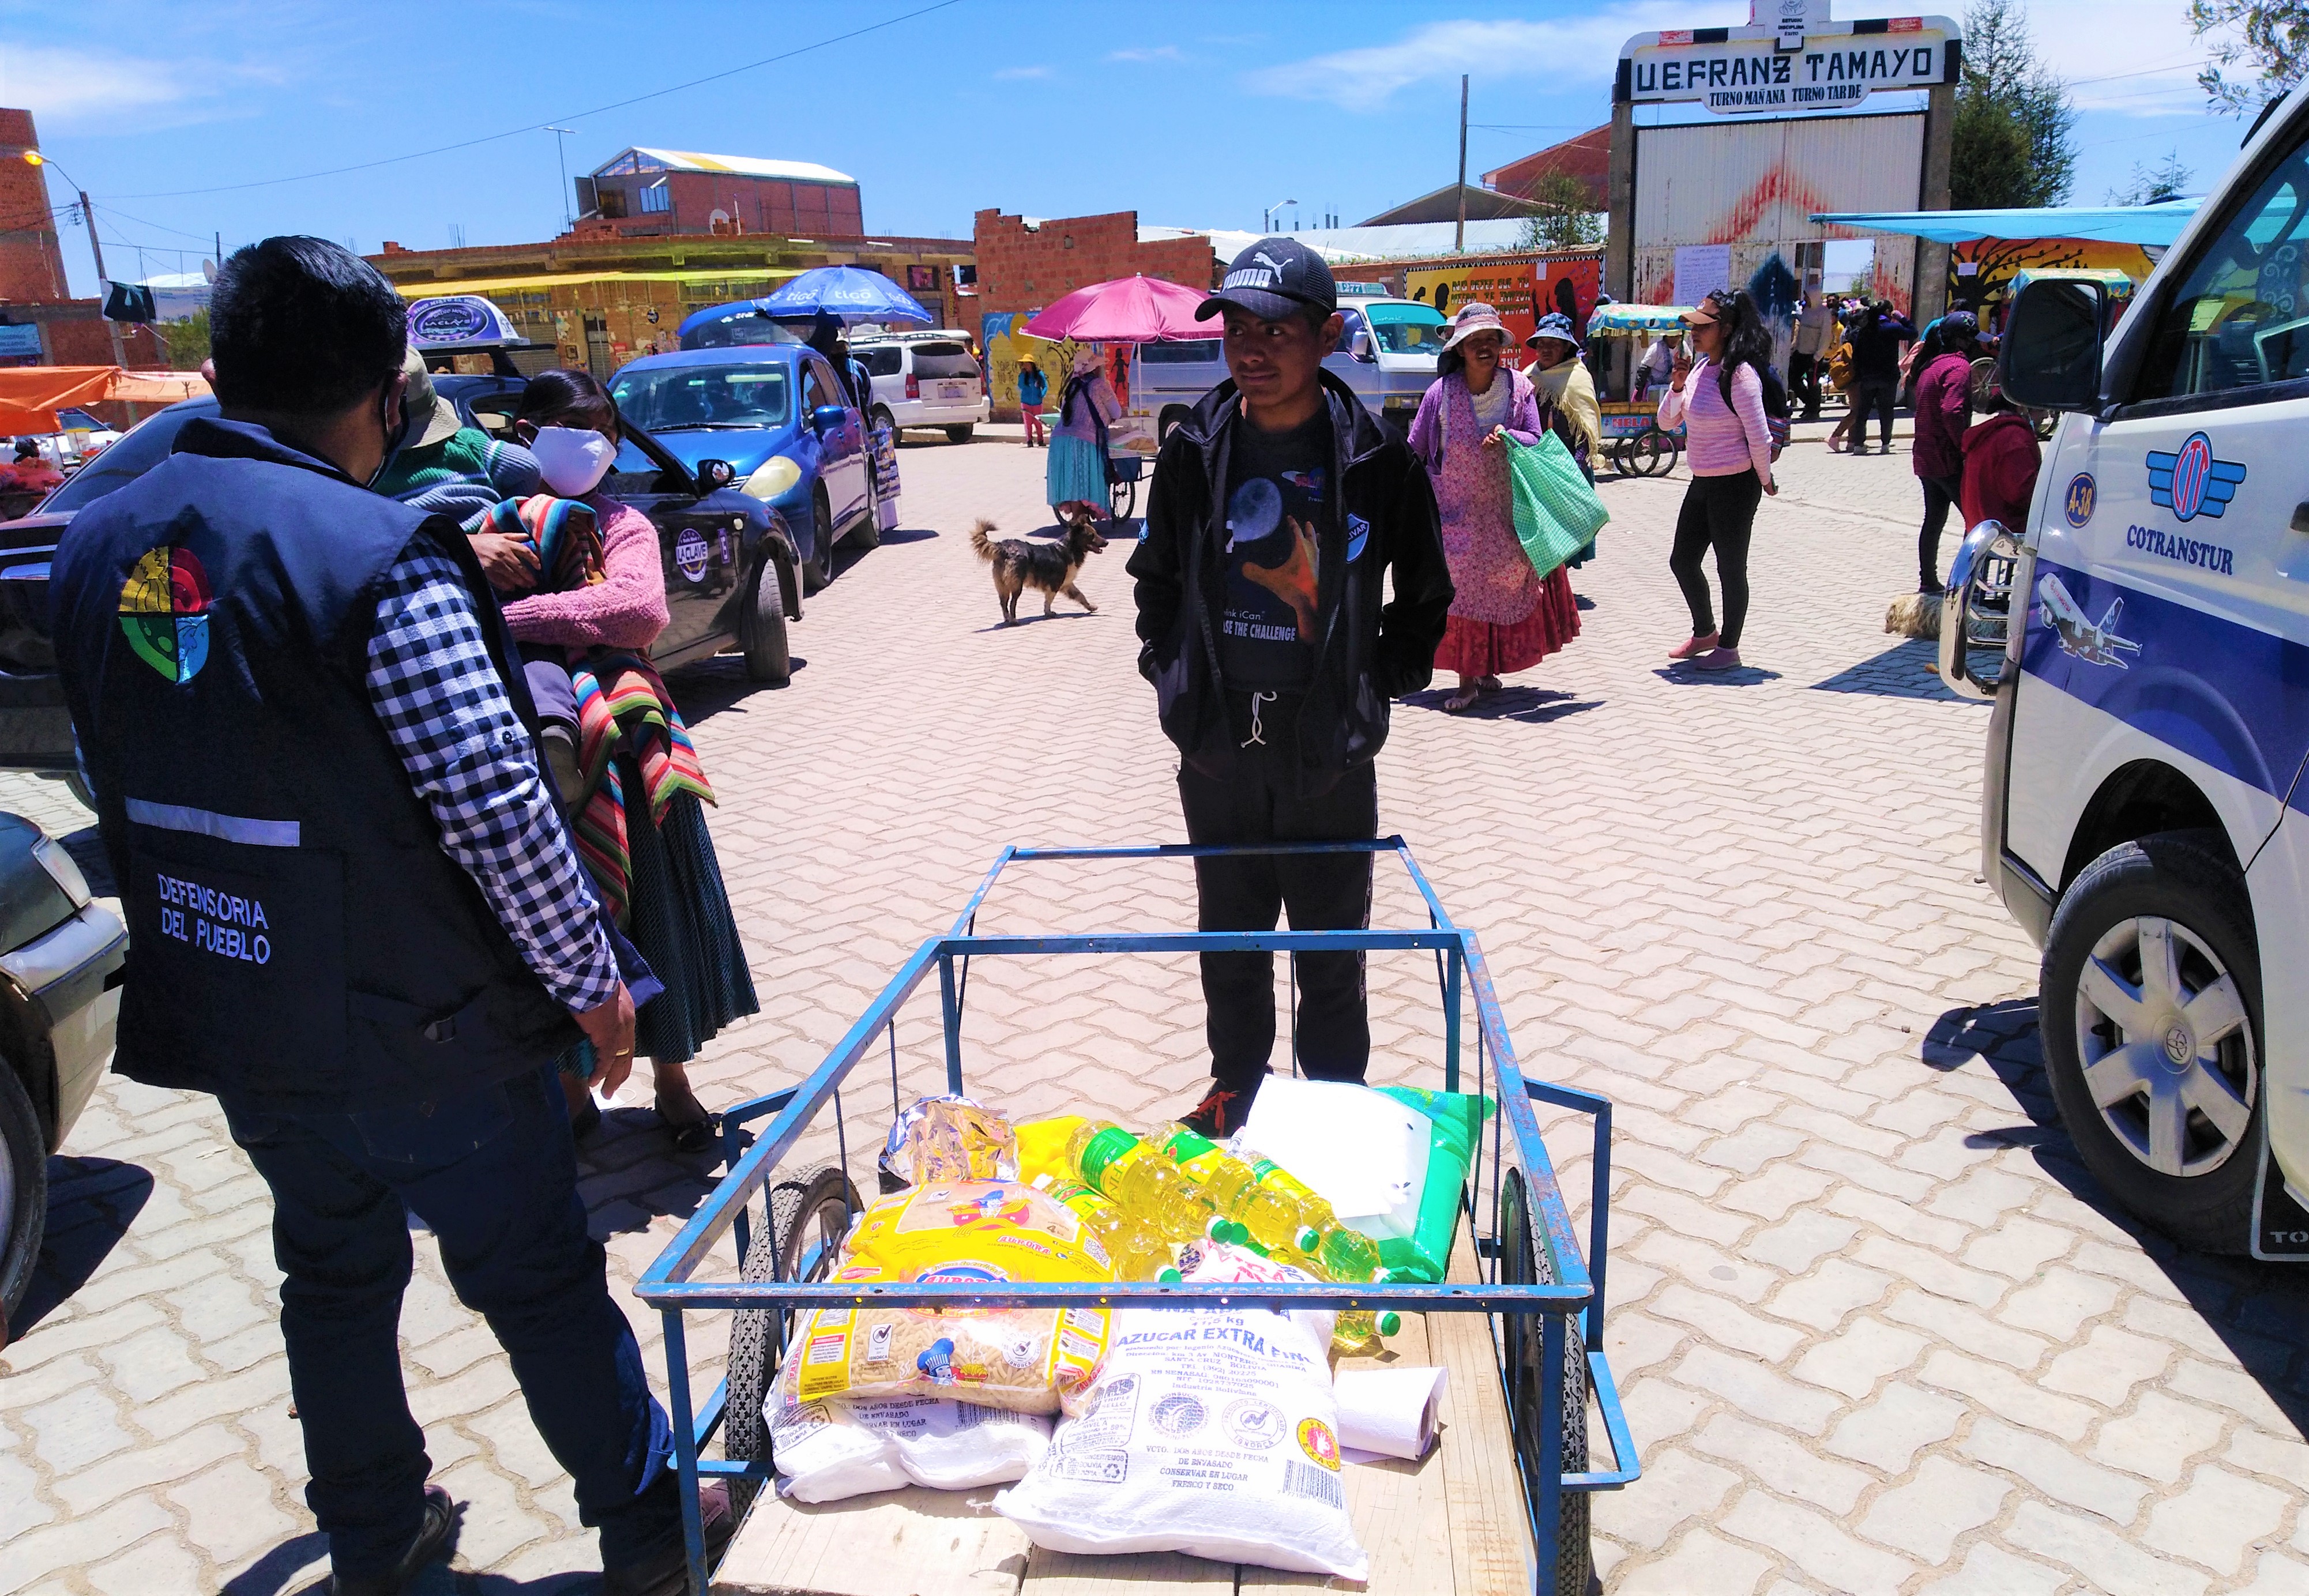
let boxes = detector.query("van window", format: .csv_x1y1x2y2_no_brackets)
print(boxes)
2133,130,2309,400
859,347,903,377
1141,340,1221,364
909,341,979,379
1366,303,1448,355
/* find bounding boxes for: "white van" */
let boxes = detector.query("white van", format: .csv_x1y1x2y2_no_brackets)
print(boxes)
1943,82,2309,1260
852,330,989,443
1126,297,1447,442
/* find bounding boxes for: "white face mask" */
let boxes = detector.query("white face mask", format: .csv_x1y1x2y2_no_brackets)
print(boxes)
531,426,615,497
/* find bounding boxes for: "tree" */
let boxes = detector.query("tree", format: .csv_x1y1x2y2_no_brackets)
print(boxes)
156,309,210,372
1950,0,2078,208
2191,1,2309,111
2108,149,2194,205
1514,172,1603,253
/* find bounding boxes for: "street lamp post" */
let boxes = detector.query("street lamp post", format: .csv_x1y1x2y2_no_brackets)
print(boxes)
22,150,126,367
1263,197,1298,235
544,126,578,234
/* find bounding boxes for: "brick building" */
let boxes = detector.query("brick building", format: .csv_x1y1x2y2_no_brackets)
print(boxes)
0,107,161,373
573,148,864,239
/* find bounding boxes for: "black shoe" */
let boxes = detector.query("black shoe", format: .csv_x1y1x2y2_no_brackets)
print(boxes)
330,1486,459,1596
1180,1078,1261,1139
1919,580,1946,597
603,1482,736,1596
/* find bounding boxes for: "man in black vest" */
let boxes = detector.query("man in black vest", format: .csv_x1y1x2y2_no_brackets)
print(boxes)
51,238,713,1595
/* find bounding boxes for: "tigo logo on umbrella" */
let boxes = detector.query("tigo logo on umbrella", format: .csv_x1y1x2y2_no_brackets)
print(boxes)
119,545,212,684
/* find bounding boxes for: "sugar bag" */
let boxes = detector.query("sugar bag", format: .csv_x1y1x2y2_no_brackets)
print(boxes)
770,1393,1052,1503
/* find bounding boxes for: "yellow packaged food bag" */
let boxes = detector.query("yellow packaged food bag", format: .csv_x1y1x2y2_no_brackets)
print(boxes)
844,1179,1115,1281
1014,1115,1088,1184
782,1258,1113,1415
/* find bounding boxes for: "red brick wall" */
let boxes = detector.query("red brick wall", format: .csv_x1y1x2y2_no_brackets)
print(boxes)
971,209,1219,417
0,108,71,303
660,172,862,237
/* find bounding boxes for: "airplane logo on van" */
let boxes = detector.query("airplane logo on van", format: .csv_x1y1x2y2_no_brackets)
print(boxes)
2147,432,2247,522
2037,574,2141,668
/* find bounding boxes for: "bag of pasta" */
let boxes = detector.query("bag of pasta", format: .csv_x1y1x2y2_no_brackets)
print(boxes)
844,1179,1115,1281
779,1257,1112,1416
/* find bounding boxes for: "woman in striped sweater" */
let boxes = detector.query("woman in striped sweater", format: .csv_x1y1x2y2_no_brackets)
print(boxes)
1656,289,1777,672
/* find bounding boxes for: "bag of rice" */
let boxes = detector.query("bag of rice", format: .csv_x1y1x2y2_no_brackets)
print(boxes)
780,1261,1112,1416
769,1392,1052,1503
994,1245,1366,1579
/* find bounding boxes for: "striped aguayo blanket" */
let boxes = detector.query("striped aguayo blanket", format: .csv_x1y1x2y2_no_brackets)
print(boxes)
569,652,716,927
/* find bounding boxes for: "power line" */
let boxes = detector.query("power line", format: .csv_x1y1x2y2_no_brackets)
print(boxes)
113,0,965,200
92,202,218,247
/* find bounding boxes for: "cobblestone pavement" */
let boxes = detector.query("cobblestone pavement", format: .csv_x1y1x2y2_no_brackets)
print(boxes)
3,423,2306,1595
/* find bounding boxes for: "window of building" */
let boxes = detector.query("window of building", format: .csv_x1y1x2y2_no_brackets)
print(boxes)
640,181,671,214
597,187,629,220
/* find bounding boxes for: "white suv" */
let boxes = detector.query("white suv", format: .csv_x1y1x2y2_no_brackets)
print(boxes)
853,331,988,443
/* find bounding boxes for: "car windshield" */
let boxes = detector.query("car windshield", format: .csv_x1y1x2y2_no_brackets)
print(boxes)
1366,304,1447,355
43,405,209,512
909,341,979,379
611,364,792,431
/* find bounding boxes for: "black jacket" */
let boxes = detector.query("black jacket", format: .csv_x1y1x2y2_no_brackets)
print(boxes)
1129,370,1451,786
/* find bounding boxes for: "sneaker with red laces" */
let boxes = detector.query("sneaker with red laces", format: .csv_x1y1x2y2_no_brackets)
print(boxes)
1180,1081,1258,1138
1667,631,1720,661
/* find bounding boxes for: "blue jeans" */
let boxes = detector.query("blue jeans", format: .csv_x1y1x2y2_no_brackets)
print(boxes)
222,1067,678,1578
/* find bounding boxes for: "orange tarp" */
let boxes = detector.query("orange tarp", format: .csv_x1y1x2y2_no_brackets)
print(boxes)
0,365,210,431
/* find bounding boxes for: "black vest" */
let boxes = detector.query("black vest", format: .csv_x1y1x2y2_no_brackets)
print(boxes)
51,418,578,1112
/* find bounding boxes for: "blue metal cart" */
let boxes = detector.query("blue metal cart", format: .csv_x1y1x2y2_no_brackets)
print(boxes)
636,840,1640,1594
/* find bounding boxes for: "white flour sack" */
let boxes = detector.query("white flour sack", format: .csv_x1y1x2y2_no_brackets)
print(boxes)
994,1305,1367,1579
770,1394,1052,1503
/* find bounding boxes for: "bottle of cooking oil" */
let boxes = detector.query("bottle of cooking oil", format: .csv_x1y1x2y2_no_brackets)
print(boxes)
1203,1221,1400,1350
1158,1126,1303,1251
1063,1122,1209,1243
1030,1172,1178,1280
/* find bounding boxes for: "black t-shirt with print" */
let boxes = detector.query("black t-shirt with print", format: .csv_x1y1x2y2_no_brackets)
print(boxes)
1216,411,1329,691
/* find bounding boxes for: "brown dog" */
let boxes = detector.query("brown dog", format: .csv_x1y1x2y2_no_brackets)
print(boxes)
971,513,1107,626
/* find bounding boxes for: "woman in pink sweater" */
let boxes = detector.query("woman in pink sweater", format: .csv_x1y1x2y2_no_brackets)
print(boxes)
1656,289,1778,672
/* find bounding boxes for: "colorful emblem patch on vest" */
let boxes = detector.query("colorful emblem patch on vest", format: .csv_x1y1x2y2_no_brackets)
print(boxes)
119,545,212,684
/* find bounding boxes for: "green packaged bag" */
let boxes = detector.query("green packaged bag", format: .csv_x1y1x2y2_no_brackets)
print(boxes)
1371,1086,1497,1283
1506,430,1609,578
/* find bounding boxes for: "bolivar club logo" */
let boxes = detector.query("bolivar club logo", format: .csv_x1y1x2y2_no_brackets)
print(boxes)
2148,432,2246,522
119,545,212,683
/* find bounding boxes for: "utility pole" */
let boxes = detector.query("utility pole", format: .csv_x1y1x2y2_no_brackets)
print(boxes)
546,126,578,233
78,190,126,367
1455,76,1469,254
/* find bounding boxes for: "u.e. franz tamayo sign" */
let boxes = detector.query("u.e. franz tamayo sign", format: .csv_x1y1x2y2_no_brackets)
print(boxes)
1616,16,1960,115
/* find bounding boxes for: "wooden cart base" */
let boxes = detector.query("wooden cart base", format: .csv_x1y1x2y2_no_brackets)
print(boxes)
712,1239,1537,1596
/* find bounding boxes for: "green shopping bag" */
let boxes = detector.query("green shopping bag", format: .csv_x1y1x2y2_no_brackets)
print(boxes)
1506,431,1609,578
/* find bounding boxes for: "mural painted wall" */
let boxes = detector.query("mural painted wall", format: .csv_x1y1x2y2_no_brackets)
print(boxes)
1946,237,2156,329
1402,255,1602,366
981,310,1131,420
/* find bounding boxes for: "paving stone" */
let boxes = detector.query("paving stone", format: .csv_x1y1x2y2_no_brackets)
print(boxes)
1590,1446,1738,1553
2088,1391,2229,1484
2040,1324,2174,1408
163,1457,303,1572
2239,1552,2309,1595
2225,1425,2309,1488
1649,1283,1807,1362
1857,1454,2012,1565
85,1533,209,1596
1740,1210,1859,1275
5,1492,176,1588
1820,1382,1966,1474
2006,1500,2213,1596
1619,1377,1714,1448
1960,1215,2077,1281
2139,1465,2292,1577
1613,1525,1774,1596
1915,1541,2074,1596
1961,1415,2152,1525
51,1421,244,1517
1668,1345,1842,1436
1788,1316,1926,1400
22,1380,135,1473
1885,1291,2051,1372
1687,1413,1872,1514
1718,1488,1918,1591
1764,1258,1894,1333
1851,1235,2006,1309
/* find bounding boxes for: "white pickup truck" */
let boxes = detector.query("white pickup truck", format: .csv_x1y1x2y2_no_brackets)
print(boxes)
1944,81,2309,1260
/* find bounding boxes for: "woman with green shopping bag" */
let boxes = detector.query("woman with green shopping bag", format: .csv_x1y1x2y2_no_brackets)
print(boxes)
1406,302,1584,714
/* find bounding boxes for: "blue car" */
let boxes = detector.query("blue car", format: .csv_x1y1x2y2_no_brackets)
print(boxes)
608,344,882,595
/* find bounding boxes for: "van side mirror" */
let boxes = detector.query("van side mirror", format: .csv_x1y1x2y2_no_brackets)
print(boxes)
1349,330,1375,362
810,404,847,434
1939,520,2025,701
2000,278,2105,413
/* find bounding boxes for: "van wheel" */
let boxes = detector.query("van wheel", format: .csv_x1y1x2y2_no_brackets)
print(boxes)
871,406,896,436
2040,830,2262,1253
743,559,791,685
946,424,975,443
0,1060,48,1337
802,488,834,594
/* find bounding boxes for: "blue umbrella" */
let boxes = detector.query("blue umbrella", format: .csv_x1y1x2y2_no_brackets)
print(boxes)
755,265,932,326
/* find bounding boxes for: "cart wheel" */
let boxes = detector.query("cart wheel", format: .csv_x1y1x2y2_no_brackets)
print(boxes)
1110,473,1138,524
1607,438,1631,477
1624,430,1671,477
1501,1167,1594,1596
723,1166,863,1512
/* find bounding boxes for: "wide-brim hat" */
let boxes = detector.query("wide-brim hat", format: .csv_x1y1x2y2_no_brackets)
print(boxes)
401,347,461,449
1442,302,1510,352
1524,311,1581,352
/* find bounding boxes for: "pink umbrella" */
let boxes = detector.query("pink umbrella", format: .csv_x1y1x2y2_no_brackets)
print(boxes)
1022,274,1212,343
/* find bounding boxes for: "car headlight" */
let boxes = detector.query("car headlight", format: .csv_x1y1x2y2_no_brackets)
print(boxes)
32,834,90,909
741,456,803,501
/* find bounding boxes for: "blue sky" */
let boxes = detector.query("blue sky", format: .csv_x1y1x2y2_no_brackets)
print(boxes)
2,0,2259,296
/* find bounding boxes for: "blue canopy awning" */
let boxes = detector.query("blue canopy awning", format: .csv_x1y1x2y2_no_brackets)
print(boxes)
1808,200,2202,247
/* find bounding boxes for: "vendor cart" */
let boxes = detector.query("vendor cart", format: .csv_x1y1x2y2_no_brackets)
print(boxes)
637,840,1638,1596
1586,304,1691,477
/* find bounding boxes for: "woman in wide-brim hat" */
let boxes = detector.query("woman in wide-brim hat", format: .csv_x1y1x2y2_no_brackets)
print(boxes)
1525,310,1605,568
1407,302,1581,713
1047,347,1119,518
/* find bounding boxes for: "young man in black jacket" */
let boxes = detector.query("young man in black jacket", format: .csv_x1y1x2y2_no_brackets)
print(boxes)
1129,238,1453,1135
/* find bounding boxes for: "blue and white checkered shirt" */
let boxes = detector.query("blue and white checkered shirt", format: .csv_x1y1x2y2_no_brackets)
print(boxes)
365,541,618,1011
